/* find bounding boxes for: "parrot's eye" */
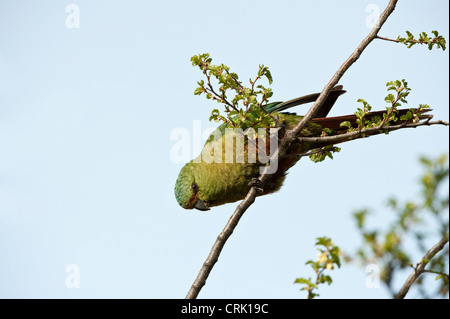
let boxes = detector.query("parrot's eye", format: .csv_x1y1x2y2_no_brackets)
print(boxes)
191,182,199,193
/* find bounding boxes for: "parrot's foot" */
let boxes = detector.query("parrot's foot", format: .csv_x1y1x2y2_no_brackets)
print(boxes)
249,178,264,194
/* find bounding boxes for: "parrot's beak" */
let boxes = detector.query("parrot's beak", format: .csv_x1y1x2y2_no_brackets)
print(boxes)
193,199,210,211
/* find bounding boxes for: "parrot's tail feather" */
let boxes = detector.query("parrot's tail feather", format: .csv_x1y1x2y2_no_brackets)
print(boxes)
314,85,347,118
311,108,432,131
308,108,433,147
265,85,346,116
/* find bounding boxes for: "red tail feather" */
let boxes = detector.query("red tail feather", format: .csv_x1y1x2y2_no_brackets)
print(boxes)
311,108,432,131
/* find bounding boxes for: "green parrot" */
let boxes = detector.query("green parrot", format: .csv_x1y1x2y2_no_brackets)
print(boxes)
174,86,426,211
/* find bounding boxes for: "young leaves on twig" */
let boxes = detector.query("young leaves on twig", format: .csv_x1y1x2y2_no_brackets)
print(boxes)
191,53,275,130
294,237,341,299
340,79,430,135
396,30,446,51
377,30,446,51
309,145,341,163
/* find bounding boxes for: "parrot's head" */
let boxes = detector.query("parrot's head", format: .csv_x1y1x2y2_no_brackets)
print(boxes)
174,162,211,211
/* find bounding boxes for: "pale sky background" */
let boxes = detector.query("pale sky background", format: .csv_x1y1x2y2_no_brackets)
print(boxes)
0,0,448,298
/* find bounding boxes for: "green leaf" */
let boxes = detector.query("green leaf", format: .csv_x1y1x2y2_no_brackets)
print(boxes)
385,94,395,104
193,87,203,96
435,274,450,283
319,275,333,285
400,111,412,121
264,69,273,85
340,121,352,129
294,277,318,289
316,237,331,247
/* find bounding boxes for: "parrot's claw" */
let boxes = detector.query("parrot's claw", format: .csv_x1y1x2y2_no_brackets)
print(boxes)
249,178,264,194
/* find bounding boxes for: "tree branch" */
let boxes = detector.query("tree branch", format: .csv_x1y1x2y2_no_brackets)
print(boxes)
296,118,449,145
290,0,398,137
394,234,449,299
186,0,400,299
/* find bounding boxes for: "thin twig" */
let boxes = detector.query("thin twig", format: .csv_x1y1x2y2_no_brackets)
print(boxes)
203,66,238,111
376,35,403,43
394,234,449,299
285,147,341,159
185,0,400,299
421,269,449,278
376,35,437,46
377,88,405,129
225,69,244,91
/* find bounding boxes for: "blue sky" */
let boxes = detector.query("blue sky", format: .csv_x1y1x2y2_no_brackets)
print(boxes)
0,0,448,298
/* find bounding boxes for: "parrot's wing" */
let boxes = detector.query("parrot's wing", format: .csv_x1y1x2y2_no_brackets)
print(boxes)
265,85,346,117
